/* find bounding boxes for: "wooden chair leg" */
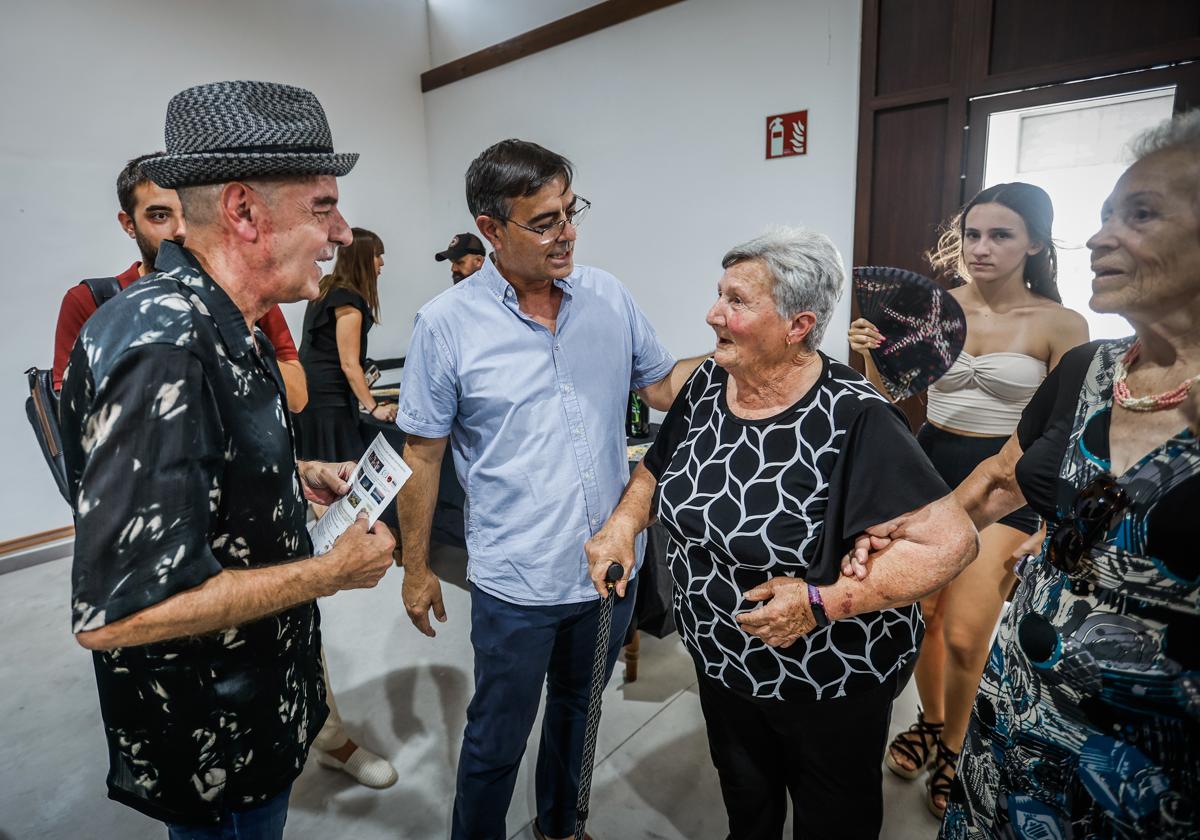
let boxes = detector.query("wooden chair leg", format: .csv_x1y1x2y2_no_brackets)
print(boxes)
623,630,640,683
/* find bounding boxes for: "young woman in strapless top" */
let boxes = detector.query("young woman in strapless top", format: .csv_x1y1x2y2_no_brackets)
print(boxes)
848,183,1089,817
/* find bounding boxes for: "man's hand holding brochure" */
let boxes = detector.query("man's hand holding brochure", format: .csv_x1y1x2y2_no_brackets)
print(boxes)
309,433,413,556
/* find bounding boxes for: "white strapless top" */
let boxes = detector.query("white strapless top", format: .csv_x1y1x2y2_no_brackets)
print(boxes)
926,351,1047,436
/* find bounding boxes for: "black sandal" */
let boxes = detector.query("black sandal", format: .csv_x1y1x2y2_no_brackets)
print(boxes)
926,739,960,818
884,709,943,780
531,820,591,840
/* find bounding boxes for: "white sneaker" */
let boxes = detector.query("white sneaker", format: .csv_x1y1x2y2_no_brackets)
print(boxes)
316,746,398,789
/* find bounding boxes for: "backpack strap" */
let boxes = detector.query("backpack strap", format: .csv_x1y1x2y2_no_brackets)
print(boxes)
24,366,71,505
80,276,122,309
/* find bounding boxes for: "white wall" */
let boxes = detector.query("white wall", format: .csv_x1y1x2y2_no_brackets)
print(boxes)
426,0,598,66
1,0,863,543
423,0,862,367
1,0,434,541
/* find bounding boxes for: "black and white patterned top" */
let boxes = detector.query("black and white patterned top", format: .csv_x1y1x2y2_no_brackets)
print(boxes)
60,241,325,825
643,356,949,701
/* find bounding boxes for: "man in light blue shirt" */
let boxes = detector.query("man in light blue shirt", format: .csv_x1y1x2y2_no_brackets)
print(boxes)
395,139,705,839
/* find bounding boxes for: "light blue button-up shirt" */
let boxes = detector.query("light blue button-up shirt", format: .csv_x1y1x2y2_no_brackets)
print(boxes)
397,258,675,605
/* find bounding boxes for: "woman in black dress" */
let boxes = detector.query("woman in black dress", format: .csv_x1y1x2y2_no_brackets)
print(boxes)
296,227,395,461
296,227,400,789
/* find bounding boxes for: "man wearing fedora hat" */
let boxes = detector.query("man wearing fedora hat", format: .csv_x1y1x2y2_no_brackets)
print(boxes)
51,153,310,413
59,80,395,838
435,231,487,284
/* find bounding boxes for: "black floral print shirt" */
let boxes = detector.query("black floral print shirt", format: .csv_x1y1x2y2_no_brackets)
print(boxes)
60,241,325,825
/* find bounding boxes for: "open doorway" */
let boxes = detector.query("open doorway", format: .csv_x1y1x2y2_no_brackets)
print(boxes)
980,88,1173,339
966,63,1200,340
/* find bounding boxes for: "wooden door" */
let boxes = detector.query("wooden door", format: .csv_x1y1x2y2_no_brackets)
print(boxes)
853,0,1200,429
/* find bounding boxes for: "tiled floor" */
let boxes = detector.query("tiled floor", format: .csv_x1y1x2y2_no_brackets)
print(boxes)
0,546,943,839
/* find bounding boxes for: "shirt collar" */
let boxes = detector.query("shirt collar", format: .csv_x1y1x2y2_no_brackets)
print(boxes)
154,240,257,358
117,262,142,287
478,255,577,303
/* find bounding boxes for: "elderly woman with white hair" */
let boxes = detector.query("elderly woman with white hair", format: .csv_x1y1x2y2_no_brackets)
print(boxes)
585,228,979,839
921,109,1200,840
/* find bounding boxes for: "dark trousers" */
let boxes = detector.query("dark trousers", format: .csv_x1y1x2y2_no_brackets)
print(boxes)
165,784,291,840
452,578,638,840
697,671,898,840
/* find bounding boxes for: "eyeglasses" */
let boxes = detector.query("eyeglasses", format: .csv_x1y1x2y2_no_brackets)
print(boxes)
1044,473,1130,578
499,196,590,245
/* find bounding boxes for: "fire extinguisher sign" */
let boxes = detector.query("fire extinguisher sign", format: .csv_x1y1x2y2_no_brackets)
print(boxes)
766,110,808,159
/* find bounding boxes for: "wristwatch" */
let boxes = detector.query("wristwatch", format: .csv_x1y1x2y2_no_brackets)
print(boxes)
807,583,830,628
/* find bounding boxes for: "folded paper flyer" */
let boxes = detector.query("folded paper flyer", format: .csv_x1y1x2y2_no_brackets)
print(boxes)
308,433,411,555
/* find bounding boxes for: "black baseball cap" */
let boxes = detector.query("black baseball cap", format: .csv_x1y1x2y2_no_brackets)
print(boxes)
434,233,486,262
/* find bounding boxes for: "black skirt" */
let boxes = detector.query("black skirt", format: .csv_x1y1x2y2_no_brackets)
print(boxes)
916,422,1040,535
294,403,366,463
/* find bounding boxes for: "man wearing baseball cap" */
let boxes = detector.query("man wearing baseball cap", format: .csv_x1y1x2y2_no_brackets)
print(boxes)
435,231,487,283
59,80,395,838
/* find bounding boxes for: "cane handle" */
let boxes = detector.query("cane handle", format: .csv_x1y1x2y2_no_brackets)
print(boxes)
605,562,624,588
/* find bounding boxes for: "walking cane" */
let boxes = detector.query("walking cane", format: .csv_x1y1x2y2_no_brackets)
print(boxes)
574,562,625,839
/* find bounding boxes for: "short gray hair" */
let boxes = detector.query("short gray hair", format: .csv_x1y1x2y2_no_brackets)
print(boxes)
176,175,319,226
721,227,845,350
176,183,223,225
1130,108,1200,163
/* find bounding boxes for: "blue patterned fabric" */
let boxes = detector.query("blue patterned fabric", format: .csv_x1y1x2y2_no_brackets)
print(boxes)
942,338,1199,839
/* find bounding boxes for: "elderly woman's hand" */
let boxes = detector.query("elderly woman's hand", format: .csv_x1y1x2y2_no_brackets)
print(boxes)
585,523,636,598
1012,525,1046,561
735,577,817,648
1009,524,1046,578
840,530,895,579
848,318,885,357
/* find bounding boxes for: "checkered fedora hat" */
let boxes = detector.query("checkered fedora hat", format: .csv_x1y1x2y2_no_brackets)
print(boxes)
140,80,358,188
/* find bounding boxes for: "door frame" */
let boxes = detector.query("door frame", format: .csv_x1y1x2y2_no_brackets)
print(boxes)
963,61,1200,199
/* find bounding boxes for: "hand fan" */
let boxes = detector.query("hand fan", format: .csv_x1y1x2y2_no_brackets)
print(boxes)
852,266,966,401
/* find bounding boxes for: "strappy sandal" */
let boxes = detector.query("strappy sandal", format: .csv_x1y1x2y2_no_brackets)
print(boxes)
883,709,943,780
926,740,960,819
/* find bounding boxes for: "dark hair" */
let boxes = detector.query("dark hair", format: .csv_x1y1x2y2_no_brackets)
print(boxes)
116,153,166,217
319,227,384,322
927,182,1061,303
465,139,574,219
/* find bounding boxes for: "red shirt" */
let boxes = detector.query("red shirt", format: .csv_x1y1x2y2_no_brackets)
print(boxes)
52,261,299,388
256,304,300,364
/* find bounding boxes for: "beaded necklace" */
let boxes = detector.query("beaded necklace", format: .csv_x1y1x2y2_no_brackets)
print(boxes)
1112,341,1200,411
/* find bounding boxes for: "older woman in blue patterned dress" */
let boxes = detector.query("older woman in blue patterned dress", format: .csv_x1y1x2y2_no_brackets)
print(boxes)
920,111,1200,838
